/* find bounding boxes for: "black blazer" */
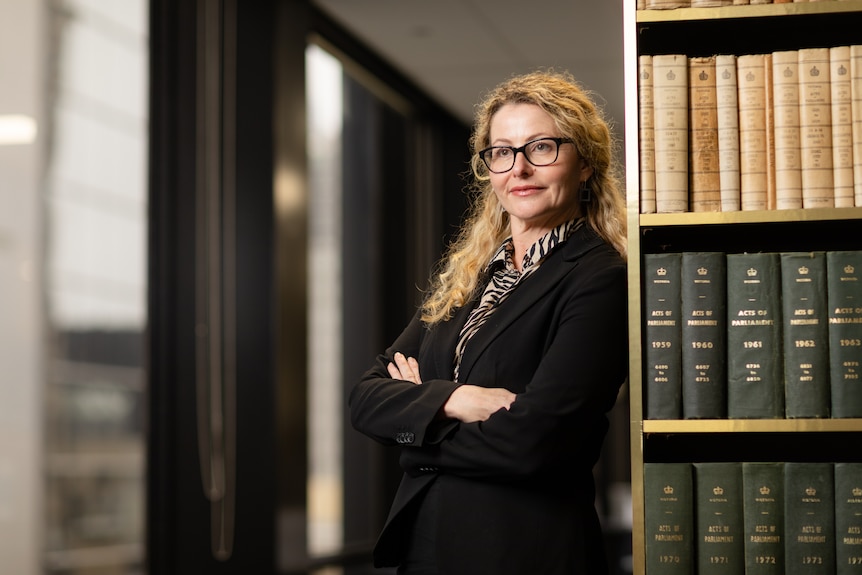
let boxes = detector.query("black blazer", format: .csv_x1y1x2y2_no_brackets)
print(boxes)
349,226,629,574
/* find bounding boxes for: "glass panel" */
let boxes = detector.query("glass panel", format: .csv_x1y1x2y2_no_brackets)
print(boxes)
306,43,345,558
0,0,148,573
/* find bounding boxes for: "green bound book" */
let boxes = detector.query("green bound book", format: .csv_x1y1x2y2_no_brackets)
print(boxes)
835,462,862,574
681,252,727,419
645,462,694,574
742,462,785,575
726,253,784,419
644,253,683,419
827,251,862,418
784,462,836,575
781,252,830,418
695,462,744,574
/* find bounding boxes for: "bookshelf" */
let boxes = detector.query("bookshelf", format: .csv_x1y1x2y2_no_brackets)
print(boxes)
624,2,862,574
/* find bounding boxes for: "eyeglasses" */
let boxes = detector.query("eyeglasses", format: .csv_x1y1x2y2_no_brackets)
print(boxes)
478,137,574,174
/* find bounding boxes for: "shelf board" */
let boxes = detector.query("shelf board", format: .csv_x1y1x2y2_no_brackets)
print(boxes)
639,206,862,227
643,418,862,434
636,0,862,23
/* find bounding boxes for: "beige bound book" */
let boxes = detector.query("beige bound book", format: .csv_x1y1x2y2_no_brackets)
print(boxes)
737,54,769,211
830,46,854,207
772,50,803,209
799,47,835,208
689,56,721,212
653,54,689,213
639,55,657,214
645,0,691,7
764,54,776,209
716,54,741,211
852,45,862,207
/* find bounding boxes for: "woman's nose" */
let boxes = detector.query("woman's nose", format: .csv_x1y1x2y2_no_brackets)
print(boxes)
511,150,532,176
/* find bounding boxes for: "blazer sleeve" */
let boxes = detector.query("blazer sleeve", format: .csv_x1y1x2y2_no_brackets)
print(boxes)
348,309,460,448
400,254,628,481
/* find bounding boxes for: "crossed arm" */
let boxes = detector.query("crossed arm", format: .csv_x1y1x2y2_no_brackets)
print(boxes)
386,351,516,424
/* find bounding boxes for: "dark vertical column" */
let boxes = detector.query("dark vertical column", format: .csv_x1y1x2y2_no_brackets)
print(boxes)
273,1,311,572
148,0,280,572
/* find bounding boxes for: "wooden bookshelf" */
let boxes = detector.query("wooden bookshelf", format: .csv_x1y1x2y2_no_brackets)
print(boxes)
624,2,862,573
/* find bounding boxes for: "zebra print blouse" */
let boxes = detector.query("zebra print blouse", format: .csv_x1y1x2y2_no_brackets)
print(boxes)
452,217,585,382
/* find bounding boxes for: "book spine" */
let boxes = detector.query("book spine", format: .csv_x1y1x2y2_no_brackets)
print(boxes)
784,462,836,575
799,47,835,208
850,46,862,207
681,252,727,418
644,253,683,419
781,252,830,418
765,54,776,210
737,54,769,211
689,56,722,212
827,251,862,418
743,462,785,575
653,54,690,213
645,462,694,574
834,462,862,575
772,50,803,210
831,46,855,207
726,253,784,419
695,462,745,575
640,55,657,214
646,0,692,7
716,54,741,212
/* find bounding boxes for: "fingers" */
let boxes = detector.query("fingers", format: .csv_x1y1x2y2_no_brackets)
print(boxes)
387,352,423,385
442,385,517,423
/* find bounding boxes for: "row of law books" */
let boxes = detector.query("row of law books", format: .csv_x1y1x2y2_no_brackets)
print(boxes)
638,46,862,213
644,461,862,575
643,250,862,420
638,0,848,11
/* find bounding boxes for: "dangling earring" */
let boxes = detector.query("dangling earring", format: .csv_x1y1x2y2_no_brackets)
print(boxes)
579,179,592,203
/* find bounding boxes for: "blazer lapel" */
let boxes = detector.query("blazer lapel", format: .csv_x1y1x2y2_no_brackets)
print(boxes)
455,226,606,383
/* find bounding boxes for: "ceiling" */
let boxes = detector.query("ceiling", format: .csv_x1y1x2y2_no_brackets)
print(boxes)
312,0,627,137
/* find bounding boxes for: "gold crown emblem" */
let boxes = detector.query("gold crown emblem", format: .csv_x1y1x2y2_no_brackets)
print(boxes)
747,267,758,277
760,486,770,495
853,487,862,497
641,69,650,80
810,65,821,77
713,486,724,495
806,487,817,496
697,266,708,276
838,64,848,76
799,266,809,275
699,70,709,81
846,265,855,274
783,66,793,78
746,71,755,82
722,69,731,80
666,70,676,81
657,267,667,276
664,485,674,494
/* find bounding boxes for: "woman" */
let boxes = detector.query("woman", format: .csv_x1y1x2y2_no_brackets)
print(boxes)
349,70,629,574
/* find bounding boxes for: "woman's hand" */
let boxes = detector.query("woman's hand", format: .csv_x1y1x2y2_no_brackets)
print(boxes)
387,351,515,423
442,385,516,423
387,352,423,385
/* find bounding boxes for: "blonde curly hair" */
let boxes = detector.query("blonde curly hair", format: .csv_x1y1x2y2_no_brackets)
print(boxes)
420,69,627,325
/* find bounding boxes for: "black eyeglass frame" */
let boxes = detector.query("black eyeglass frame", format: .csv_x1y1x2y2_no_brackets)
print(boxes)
477,137,574,174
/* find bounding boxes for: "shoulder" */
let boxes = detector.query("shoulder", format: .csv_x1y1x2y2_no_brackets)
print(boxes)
561,226,626,271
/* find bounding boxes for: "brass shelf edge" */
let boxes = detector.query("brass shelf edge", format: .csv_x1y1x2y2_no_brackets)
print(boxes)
643,418,862,433
639,206,862,227
636,0,862,23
